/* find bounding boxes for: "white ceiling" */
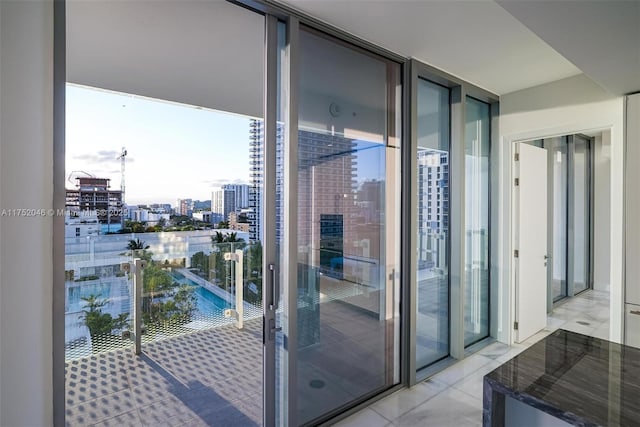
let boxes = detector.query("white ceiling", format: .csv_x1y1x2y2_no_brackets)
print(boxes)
280,0,583,95
497,0,640,96
67,0,638,119
67,0,265,118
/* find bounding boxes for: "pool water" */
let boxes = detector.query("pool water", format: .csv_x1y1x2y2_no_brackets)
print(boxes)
193,285,232,316
171,271,232,318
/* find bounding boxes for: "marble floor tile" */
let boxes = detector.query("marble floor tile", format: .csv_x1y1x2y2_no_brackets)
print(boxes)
431,354,493,386
475,342,512,360
591,322,610,341
369,378,448,421
521,329,553,346
546,316,567,331
493,344,531,365
451,359,502,400
333,408,392,427
392,387,482,427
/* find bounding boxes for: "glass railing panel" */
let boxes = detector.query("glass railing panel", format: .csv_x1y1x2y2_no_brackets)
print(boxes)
64,233,264,360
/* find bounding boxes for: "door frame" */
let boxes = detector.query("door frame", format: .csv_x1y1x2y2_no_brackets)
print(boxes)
262,13,279,427
505,127,607,346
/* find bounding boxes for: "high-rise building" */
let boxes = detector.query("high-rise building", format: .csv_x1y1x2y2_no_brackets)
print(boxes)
211,188,236,221
65,177,124,228
417,149,449,270
176,198,193,216
248,119,285,242
297,128,357,276
248,118,357,259
222,184,249,210
248,119,264,241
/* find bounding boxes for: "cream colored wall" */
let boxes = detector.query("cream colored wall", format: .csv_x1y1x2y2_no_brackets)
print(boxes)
0,1,54,425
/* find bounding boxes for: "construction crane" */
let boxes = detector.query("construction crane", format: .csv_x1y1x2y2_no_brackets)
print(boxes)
117,147,127,201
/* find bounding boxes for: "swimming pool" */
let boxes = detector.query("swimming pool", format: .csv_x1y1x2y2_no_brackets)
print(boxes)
170,271,235,319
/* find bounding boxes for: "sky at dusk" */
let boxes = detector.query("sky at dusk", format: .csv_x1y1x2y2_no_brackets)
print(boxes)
66,84,253,206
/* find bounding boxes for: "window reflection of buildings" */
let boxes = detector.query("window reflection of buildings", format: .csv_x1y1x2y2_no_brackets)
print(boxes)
417,149,449,273
248,119,391,290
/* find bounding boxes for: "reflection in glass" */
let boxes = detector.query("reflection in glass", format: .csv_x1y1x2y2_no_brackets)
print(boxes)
296,27,401,425
416,79,450,369
464,97,490,347
573,136,590,293
552,137,568,301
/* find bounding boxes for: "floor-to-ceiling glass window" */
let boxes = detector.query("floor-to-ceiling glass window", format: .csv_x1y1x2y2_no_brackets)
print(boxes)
551,137,568,301
464,97,490,347
64,3,270,425
572,135,591,293
294,26,401,425
415,78,450,368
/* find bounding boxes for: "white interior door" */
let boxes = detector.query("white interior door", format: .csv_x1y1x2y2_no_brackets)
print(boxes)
516,143,548,343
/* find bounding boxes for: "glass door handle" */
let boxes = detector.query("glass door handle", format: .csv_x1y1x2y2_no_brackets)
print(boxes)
268,318,282,340
269,263,278,310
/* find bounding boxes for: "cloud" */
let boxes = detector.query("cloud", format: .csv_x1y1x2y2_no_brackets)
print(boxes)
73,150,135,164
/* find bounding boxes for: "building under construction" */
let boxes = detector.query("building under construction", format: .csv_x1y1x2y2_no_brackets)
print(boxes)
65,177,124,229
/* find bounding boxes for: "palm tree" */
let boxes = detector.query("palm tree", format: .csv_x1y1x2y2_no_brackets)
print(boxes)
127,238,152,261
127,238,149,251
226,232,243,242
212,232,226,244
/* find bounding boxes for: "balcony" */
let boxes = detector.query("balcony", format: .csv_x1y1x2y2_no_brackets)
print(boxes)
65,319,262,426
65,235,263,426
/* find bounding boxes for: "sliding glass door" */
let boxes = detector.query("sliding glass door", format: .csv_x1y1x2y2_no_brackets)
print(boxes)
415,78,450,368
63,3,278,426
464,97,490,347
289,26,402,425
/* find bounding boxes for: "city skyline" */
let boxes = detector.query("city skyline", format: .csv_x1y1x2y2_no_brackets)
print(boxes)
66,84,252,205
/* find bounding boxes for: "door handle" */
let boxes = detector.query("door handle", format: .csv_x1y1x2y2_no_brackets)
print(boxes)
544,255,550,260
269,263,278,310
269,318,282,340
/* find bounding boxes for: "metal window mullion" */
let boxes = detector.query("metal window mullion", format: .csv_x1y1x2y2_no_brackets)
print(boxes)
567,135,576,297
489,101,500,338
282,15,299,427
450,86,466,360
263,14,278,427
53,1,66,425
406,59,418,386
589,137,595,290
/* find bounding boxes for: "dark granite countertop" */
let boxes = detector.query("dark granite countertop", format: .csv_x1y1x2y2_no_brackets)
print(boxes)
484,329,640,426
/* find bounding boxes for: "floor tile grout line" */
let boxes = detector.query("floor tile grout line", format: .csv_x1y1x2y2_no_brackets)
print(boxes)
370,382,454,423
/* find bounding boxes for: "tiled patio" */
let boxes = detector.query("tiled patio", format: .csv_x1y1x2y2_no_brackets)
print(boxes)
65,319,263,427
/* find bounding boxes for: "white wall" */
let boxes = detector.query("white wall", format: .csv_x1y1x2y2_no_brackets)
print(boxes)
593,132,611,291
498,74,624,344
625,94,640,309
0,1,54,425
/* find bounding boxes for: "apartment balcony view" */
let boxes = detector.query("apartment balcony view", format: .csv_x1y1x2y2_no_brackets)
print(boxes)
4,1,640,427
